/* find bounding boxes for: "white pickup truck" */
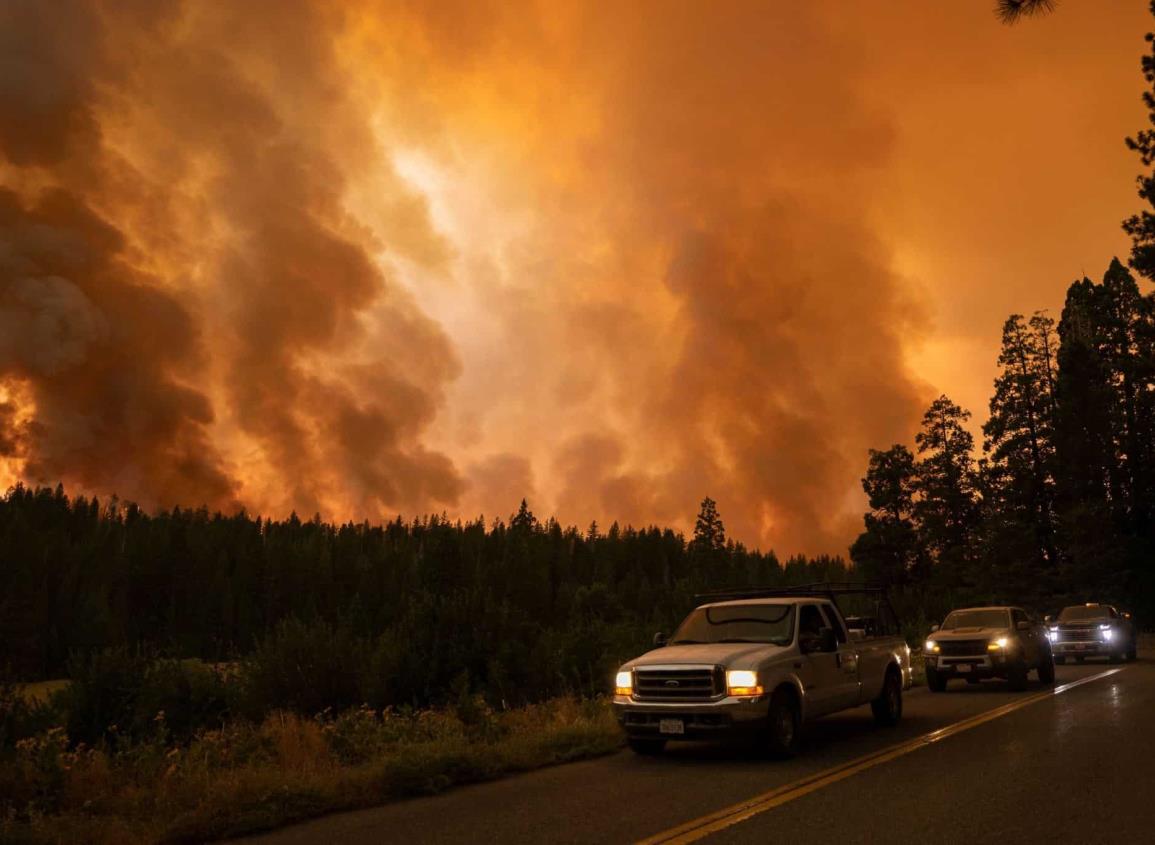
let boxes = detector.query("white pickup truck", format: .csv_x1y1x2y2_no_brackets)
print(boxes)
613,586,912,756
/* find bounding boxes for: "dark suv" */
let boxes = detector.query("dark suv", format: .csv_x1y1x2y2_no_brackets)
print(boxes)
1046,604,1137,664
924,606,1054,692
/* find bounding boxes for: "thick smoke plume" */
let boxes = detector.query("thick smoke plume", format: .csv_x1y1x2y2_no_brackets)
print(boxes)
2,0,1007,554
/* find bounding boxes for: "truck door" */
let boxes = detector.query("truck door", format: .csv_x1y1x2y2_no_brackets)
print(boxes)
821,605,862,708
798,603,844,717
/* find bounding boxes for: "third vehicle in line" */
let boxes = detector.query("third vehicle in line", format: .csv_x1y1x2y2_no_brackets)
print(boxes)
1046,603,1137,664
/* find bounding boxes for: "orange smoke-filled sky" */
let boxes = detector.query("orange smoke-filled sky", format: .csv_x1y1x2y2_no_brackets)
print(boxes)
0,0,1149,555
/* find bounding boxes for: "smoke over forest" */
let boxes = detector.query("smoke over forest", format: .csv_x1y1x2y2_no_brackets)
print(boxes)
0,1,1145,553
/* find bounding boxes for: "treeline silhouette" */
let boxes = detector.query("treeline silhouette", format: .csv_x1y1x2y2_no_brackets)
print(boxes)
0,486,854,704
853,259,1155,628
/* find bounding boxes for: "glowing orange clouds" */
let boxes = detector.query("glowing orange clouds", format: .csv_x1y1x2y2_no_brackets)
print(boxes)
0,1,1147,554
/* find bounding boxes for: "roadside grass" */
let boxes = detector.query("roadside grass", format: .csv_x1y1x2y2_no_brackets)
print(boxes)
16,681,69,706
0,697,623,845
909,653,927,687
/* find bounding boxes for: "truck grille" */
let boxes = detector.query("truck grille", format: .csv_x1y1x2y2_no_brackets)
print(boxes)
634,666,723,700
1059,627,1097,642
938,640,987,656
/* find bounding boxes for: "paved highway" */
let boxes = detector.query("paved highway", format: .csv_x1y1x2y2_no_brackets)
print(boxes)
235,652,1153,845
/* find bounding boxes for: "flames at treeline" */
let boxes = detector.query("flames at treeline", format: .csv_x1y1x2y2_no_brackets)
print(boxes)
0,1,1146,554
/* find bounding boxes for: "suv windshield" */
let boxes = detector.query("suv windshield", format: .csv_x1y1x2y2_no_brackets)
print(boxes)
1059,606,1112,622
941,609,1010,630
671,603,795,645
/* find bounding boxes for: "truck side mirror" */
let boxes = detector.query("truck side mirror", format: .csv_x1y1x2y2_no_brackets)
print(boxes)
653,632,667,647
801,628,837,654
1044,615,1053,623
929,623,940,633
1016,620,1031,631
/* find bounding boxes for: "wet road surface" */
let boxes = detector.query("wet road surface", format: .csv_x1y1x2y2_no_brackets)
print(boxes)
234,652,1153,845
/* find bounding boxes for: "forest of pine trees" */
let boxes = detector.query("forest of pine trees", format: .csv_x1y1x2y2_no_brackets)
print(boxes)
852,261,1155,627
0,486,855,704
852,3,1155,628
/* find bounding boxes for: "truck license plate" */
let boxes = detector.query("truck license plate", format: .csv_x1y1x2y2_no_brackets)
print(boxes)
956,664,972,673
659,719,684,735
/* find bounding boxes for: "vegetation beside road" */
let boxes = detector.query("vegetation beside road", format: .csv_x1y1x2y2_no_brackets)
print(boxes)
0,657,621,845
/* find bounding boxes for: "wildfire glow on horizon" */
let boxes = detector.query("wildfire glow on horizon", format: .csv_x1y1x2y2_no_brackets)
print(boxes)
0,0,1147,554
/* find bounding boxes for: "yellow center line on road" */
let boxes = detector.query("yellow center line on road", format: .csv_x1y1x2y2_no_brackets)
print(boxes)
636,667,1125,845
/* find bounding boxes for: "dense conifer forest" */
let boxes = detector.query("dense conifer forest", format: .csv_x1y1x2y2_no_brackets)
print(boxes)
0,486,854,703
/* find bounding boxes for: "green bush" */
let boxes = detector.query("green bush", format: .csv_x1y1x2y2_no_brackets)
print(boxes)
59,649,236,745
1,672,58,753
241,618,364,718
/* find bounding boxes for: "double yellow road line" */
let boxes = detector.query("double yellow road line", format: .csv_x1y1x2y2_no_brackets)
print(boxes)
638,668,1124,845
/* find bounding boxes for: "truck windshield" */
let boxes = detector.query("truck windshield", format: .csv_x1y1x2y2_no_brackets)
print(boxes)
1058,606,1112,622
941,609,1010,630
671,604,795,645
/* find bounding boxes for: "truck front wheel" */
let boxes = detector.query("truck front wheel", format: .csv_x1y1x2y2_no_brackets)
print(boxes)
926,668,947,693
765,688,801,757
1037,656,1055,685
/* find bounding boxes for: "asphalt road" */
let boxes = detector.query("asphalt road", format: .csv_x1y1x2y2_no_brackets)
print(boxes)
235,652,1154,845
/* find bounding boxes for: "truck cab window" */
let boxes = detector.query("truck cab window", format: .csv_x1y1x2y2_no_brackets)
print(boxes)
820,606,848,643
799,604,826,637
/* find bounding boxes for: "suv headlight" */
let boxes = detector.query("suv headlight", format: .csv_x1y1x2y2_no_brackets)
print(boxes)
615,670,633,696
726,669,762,696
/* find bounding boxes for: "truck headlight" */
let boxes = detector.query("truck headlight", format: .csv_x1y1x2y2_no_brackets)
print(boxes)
925,639,940,653
1101,628,1114,642
987,637,1009,651
615,671,633,696
1047,630,1058,643
726,670,763,696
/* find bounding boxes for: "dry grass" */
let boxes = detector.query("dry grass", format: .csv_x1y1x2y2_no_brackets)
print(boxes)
0,698,623,845
16,681,69,705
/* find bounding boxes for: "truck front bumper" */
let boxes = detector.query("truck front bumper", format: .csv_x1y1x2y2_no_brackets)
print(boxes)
924,654,1019,680
612,696,770,741
1053,641,1114,658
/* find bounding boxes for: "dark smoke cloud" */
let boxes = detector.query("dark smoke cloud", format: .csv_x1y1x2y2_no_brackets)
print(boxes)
6,0,1029,554
0,186,235,506
0,0,461,516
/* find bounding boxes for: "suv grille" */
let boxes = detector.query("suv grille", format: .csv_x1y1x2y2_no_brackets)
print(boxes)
634,666,723,700
1059,627,1097,642
938,640,987,656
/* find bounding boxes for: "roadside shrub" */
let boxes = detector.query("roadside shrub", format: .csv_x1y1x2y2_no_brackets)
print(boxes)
132,659,237,742
59,648,153,745
241,618,364,718
60,649,236,745
1,669,60,752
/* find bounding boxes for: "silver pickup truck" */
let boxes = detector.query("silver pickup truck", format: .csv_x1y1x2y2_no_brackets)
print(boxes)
613,586,912,756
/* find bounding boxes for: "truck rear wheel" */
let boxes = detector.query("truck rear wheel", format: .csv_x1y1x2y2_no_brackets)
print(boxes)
871,668,903,726
627,738,666,756
765,688,801,757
